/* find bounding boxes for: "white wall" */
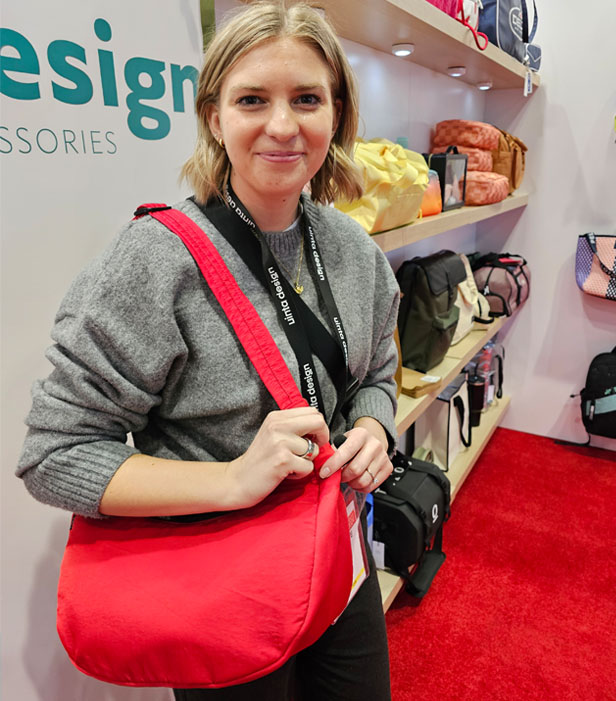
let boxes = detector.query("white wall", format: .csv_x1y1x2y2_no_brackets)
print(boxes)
479,0,616,446
2,1,615,700
342,36,486,267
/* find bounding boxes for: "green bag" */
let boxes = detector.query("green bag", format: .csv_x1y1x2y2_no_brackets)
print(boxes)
396,251,466,372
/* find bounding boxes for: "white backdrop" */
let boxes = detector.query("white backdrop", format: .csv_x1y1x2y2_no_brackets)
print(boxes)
1,2,202,699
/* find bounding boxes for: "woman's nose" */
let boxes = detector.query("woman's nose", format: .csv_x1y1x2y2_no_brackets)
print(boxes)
264,101,300,141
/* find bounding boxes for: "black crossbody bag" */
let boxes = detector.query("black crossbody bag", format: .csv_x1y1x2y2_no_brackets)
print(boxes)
373,451,451,600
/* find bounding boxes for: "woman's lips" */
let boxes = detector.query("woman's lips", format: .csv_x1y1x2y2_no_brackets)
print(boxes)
258,151,304,163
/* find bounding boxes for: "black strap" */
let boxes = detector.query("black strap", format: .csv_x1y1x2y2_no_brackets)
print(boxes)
195,198,342,373
554,437,592,448
473,252,528,270
453,395,472,448
495,353,504,399
405,525,446,599
524,0,538,43
473,294,495,325
521,0,529,43
192,191,356,425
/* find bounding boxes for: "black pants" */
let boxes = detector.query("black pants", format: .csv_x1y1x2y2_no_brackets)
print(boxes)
173,544,391,701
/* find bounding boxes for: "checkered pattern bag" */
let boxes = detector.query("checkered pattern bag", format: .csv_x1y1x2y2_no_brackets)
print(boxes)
463,171,509,205
432,145,493,172
576,233,616,301
433,120,501,151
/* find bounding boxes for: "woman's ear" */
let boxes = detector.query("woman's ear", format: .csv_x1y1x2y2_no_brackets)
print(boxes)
332,99,342,138
206,103,221,141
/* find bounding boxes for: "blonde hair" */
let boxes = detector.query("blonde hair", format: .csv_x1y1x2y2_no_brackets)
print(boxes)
181,1,362,205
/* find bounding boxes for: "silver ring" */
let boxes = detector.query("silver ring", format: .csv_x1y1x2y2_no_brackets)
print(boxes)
366,468,378,484
299,438,316,460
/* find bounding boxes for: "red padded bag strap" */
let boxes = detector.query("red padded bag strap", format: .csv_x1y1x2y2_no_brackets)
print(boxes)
134,204,306,411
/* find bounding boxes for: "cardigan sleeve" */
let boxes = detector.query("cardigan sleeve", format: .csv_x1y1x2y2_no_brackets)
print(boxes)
345,245,400,453
16,220,191,517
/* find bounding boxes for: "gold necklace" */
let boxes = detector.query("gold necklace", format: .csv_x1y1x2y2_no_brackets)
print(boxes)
275,237,305,294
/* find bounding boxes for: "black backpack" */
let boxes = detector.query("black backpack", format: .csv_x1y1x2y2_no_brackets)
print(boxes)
581,347,616,440
396,250,466,372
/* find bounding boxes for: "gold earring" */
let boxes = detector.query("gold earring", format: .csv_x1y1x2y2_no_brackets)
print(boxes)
217,136,225,149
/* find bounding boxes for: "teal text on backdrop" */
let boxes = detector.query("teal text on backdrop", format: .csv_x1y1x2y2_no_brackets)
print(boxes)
0,18,199,143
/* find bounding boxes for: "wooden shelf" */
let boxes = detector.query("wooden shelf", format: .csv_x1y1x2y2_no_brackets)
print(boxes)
395,316,505,436
378,394,510,610
378,568,406,611
245,0,541,90
371,192,528,252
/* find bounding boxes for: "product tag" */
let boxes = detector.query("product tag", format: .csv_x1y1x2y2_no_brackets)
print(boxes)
338,485,369,615
487,384,495,404
372,540,386,570
420,374,440,383
523,70,533,97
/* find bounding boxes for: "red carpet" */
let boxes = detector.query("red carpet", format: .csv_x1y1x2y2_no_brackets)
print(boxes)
386,428,616,701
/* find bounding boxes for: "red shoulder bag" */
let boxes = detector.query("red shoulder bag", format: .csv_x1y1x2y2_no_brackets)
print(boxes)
56,205,353,689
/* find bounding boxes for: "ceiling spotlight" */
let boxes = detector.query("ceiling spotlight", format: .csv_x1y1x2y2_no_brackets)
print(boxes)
392,43,415,57
447,66,467,77
477,81,493,91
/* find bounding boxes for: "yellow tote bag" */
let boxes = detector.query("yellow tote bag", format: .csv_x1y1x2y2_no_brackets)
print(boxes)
335,138,429,234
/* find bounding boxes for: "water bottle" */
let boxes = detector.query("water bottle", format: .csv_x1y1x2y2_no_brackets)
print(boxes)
476,340,495,409
468,374,485,427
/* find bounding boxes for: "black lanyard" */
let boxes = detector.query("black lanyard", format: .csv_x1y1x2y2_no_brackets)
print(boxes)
193,189,357,424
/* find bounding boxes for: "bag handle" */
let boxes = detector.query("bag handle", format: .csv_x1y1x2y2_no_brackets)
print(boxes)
453,395,472,448
456,0,489,50
425,146,459,169
583,233,616,280
133,204,305,412
405,527,446,600
494,353,504,399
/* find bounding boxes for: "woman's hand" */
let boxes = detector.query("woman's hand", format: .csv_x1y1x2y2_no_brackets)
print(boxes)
226,406,330,509
317,417,393,493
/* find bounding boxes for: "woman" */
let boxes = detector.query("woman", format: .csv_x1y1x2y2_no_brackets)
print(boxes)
17,2,400,699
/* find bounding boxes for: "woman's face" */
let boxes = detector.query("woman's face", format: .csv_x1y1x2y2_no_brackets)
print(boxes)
208,37,340,207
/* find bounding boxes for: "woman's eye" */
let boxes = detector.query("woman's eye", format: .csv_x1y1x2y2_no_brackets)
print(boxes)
237,95,263,106
296,94,322,106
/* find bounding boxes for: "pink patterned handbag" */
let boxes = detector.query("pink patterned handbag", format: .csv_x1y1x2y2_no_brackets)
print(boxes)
432,145,493,172
463,171,509,206
425,1,489,49
575,233,616,301
433,120,501,151
425,0,458,17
